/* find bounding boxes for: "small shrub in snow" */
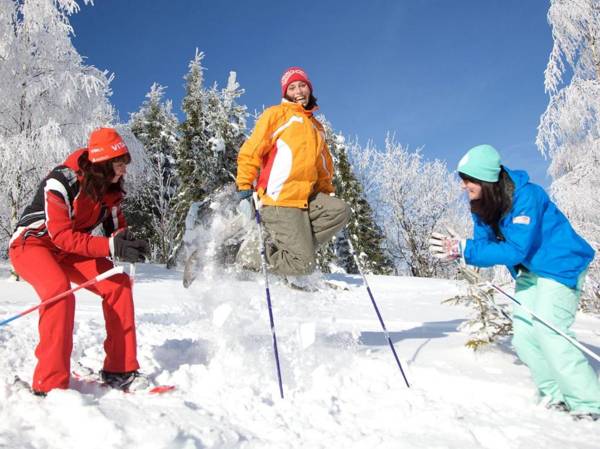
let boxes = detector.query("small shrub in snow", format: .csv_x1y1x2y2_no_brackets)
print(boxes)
443,265,512,349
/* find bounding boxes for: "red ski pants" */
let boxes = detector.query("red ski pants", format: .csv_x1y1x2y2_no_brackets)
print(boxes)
9,238,139,393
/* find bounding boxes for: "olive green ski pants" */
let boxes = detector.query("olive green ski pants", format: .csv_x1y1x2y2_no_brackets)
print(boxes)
259,193,350,276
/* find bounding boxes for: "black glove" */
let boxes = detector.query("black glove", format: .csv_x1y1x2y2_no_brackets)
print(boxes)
119,228,135,240
110,231,149,263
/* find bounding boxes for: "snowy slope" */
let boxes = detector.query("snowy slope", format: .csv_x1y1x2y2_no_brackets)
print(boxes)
0,262,598,449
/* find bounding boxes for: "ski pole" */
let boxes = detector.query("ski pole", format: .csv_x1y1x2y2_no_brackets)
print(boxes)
0,266,124,328
345,230,410,388
487,282,600,363
252,193,284,399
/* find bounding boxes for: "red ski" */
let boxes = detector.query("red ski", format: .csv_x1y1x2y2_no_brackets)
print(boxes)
72,370,176,395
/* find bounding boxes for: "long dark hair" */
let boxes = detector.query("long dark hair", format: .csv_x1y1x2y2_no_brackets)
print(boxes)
284,93,318,110
460,167,514,239
78,151,130,201
305,94,318,110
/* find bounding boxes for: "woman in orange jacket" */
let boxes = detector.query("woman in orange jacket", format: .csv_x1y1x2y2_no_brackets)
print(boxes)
9,128,149,395
236,67,350,276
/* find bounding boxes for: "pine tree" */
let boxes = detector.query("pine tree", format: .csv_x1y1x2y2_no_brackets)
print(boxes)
166,50,211,266
317,117,394,275
219,72,248,181
177,50,210,201
203,72,247,189
129,83,180,263
168,51,247,266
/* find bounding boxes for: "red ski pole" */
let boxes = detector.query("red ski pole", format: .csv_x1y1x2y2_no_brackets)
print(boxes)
0,266,124,328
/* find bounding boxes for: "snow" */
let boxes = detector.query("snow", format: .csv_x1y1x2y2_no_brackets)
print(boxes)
1,262,599,449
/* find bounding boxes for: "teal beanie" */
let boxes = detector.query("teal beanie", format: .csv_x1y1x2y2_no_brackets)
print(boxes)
457,144,501,182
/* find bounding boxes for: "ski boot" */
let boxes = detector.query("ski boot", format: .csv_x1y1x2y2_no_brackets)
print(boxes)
13,376,47,397
100,370,150,392
571,412,600,421
546,401,569,413
284,271,326,292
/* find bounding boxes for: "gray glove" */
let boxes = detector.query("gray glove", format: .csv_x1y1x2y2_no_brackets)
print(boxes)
237,190,255,221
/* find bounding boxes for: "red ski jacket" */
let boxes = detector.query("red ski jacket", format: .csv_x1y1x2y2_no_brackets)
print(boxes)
10,149,126,257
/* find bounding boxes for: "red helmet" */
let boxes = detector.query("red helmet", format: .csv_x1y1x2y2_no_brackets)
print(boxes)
87,128,129,163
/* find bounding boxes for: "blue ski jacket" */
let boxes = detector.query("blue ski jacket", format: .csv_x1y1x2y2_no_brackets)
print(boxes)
463,167,595,289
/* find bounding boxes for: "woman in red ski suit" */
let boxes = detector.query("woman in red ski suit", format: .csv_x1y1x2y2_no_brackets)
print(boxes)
9,128,149,395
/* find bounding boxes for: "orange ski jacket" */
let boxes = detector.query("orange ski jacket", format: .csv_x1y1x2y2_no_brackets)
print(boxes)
236,100,335,209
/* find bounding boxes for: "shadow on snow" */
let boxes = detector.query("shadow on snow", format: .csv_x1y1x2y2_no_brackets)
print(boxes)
358,318,465,346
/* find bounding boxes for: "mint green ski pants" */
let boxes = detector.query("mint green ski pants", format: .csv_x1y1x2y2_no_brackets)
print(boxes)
512,270,600,413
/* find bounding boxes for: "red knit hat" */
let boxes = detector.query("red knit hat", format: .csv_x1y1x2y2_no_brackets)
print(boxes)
87,128,129,163
280,67,313,98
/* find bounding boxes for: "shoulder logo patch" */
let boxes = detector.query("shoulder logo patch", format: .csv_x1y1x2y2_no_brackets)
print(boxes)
513,215,531,225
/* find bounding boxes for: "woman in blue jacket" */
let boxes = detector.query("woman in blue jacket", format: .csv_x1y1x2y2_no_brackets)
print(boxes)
430,144,599,419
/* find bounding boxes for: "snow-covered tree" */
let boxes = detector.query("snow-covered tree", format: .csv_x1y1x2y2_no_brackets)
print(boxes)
112,123,152,196
129,83,180,263
167,50,212,266
0,0,114,252
168,50,247,267
357,137,468,277
536,0,600,311
341,134,508,347
205,71,247,188
317,118,393,275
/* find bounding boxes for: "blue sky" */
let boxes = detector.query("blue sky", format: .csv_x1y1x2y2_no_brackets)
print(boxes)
71,0,553,185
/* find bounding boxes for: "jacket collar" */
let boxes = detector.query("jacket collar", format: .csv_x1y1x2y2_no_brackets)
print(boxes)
280,98,319,116
503,166,530,192
63,148,86,179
